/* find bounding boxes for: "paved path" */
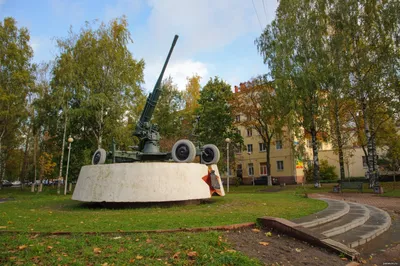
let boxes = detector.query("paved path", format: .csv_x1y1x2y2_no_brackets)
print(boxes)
308,192,400,213
308,192,400,265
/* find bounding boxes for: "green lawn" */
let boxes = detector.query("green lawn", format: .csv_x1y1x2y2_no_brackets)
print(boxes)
0,186,326,232
0,185,328,265
0,232,261,265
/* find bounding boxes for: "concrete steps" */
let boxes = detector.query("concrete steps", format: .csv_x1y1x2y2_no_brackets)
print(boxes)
292,198,392,249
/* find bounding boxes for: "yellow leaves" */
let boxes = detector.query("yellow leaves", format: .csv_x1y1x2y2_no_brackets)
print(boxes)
18,245,27,250
7,221,13,224
172,251,180,259
0,226,7,229
38,152,56,177
265,231,272,237
93,247,102,254
295,248,302,253
251,228,261,233
136,255,143,260
259,242,269,246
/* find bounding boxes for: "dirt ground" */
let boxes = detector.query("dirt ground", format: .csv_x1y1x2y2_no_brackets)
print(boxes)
225,227,348,266
224,191,400,266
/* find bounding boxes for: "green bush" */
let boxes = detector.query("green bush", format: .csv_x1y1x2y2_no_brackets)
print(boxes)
305,159,338,182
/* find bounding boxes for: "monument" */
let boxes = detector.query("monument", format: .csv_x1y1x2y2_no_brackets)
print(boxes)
72,35,224,203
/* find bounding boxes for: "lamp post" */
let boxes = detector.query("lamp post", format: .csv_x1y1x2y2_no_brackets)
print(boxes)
64,135,73,195
225,138,231,192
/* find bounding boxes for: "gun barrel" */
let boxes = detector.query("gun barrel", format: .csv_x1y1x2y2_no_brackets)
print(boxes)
136,35,179,129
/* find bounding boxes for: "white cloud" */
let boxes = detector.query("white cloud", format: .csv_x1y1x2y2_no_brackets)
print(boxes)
132,0,277,92
143,59,209,92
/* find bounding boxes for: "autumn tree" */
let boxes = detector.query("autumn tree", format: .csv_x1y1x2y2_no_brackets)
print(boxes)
153,77,184,151
196,77,242,170
231,75,287,185
344,0,399,187
184,74,201,113
0,17,34,185
50,17,145,185
256,0,330,186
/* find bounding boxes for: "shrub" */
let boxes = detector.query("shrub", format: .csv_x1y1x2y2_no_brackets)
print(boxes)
305,159,338,182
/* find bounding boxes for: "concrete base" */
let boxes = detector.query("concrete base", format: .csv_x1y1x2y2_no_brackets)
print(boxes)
72,162,224,203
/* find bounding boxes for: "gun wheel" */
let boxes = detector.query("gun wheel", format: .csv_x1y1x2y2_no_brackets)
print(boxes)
172,139,196,163
201,144,220,165
92,148,107,165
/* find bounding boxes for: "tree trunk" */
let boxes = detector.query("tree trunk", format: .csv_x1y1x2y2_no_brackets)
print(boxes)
361,96,375,187
266,138,272,186
371,132,379,184
311,116,320,187
32,133,38,192
334,99,345,180
0,137,2,190
58,113,67,195
20,127,31,189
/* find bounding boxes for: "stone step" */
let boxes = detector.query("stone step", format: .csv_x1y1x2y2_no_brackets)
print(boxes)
292,199,350,228
309,202,371,237
330,205,392,248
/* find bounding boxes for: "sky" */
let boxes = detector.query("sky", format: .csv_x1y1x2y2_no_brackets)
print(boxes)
0,0,278,92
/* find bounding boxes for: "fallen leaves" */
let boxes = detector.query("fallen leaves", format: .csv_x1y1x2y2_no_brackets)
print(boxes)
187,251,198,259
18,245,27,250
136,255,143,260
295,248,302,253
172,252,180,259
251,228,260,233
265,232,272,237
93,247,102,254
0,226,7,229
259,242,270,246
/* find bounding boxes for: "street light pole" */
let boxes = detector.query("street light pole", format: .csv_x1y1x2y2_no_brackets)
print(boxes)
64,135,73,195
225,138,231,192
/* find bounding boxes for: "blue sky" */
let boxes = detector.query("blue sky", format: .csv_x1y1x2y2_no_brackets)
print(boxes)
0,0,277,91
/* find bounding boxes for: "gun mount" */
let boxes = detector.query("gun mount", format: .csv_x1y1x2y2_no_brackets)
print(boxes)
92,35,220,166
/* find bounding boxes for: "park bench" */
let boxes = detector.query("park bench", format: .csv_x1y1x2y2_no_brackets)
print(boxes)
338,181,363,192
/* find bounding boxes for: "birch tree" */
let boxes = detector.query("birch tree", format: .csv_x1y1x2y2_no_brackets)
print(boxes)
0,17,33,185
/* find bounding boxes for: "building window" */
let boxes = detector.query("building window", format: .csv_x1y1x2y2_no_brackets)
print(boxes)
236,129,241,136
237,164,243,177
277,160,284,171
247,144,253,153
235,115,240,122
362,156,367,168
247,128,252,137
248,163,254,176
276,140,282,150
260,163,267,175
259,143,266,152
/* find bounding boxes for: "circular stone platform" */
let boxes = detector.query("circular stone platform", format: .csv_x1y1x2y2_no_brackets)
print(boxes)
72,162,224,203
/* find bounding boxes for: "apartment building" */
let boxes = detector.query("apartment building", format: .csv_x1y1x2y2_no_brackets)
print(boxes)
233,118,305,185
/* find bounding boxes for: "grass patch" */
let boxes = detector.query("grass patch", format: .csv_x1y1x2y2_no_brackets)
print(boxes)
0,186,326,232
0,232,262,265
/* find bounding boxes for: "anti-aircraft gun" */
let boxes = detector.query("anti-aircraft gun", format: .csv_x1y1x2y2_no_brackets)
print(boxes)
92,35,220,165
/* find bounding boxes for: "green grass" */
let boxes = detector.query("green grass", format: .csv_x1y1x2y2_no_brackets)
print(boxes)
0,186,326,232
0,232,262,265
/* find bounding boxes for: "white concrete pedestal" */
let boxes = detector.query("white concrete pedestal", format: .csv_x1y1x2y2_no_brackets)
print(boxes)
72,162,224,203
